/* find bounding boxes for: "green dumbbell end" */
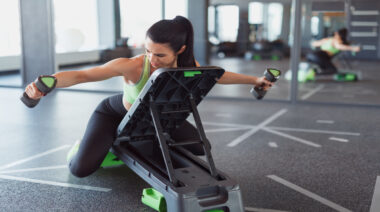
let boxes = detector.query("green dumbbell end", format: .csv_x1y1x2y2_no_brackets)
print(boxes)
41,77,56,88
269,69,281,77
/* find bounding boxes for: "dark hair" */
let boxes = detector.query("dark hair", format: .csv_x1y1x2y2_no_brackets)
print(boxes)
146,16,196,67
337,28,349,45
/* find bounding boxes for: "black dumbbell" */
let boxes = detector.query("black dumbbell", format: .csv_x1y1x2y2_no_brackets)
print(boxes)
20,75,57,108
251,68,281,100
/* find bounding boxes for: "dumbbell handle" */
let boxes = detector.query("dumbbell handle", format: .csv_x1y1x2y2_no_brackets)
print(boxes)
250,86,266,100
20,75,57,108
21,92,41,108
251,68,281,100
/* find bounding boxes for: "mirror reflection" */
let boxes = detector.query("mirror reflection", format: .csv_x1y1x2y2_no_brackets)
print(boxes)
292,0,380,105
208,1,291,100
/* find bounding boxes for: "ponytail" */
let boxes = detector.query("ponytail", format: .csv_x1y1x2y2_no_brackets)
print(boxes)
146,16,196,67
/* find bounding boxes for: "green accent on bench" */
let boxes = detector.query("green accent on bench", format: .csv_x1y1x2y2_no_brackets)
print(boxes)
184,71,202,77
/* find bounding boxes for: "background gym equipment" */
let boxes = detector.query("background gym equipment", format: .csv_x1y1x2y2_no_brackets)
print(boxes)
244,40,289,61
284,62,360,83
112,67,244,212
251,68,281,100
20,75,57,108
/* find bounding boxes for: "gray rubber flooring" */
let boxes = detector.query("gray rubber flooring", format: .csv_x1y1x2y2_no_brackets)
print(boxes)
0,87,379,211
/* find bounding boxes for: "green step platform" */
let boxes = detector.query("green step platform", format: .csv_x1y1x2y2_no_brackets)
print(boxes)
141,188,225,212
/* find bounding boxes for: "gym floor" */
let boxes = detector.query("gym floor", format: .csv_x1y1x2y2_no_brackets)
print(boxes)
0,58,379,212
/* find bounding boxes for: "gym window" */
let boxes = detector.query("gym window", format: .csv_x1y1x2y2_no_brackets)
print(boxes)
164,0,188,19
53,0,99,53
216,5,239,42
248,2,284,41
119,0,162,48
0,0,21,57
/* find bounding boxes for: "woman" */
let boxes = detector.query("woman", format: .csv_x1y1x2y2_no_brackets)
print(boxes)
24,16,273,178
307,28,360,75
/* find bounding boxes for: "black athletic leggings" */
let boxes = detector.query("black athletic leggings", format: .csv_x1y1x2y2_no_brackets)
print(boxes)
69,94,204,178
306,50,338,75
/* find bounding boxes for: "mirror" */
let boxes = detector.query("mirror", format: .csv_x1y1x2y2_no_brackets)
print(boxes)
294,0,380,105
207,1,292,101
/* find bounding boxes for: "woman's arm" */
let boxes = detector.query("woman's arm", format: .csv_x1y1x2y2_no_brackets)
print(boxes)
25,56,142,99
194,60,272,89
218,71,273,90
335,43,360,52
311,38,329,48
218,71,258,84
53,58,137,88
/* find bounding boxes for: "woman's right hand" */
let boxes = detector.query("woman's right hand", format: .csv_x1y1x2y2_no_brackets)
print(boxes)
352,45,361,52
25,82,44,100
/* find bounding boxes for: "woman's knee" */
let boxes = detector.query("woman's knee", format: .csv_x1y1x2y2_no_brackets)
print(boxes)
68,160,95,178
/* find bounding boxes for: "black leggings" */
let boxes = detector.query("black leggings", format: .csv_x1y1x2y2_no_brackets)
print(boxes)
69,94,204,178
306,50,338,75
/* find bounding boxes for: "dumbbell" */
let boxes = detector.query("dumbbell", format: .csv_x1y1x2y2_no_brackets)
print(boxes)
20,75,57,108
251,68,281,100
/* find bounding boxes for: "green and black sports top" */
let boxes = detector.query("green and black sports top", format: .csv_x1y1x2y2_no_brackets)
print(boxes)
123,56,150,104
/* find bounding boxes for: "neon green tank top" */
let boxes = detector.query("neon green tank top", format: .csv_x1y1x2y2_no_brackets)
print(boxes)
123,56,150,104
321,39,340,55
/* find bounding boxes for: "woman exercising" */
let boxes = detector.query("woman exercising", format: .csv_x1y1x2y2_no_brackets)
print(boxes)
24,16,273,178
307,28,360,75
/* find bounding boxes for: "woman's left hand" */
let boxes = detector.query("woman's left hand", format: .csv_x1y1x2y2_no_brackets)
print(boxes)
256,76,273,91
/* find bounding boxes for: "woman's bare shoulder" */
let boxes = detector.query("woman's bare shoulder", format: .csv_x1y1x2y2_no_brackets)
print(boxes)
103,54,144,75
115,54,144,68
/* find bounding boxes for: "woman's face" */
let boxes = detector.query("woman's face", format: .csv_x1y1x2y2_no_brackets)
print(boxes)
145,37,177,68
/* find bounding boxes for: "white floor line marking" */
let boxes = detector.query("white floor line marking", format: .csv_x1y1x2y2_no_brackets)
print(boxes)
245,206,289,212
202,121,255,128
0,145,70,171
329,137,349,143
268,142,278,148
267,175,352,212
205,127,251,133
370,176,380,212
316,120,335,124
263,128,321,148
0,174,111,192
301,85,325,100
0,165,67,174
268,126,360,136
227,109,288,147
215,113,232,118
